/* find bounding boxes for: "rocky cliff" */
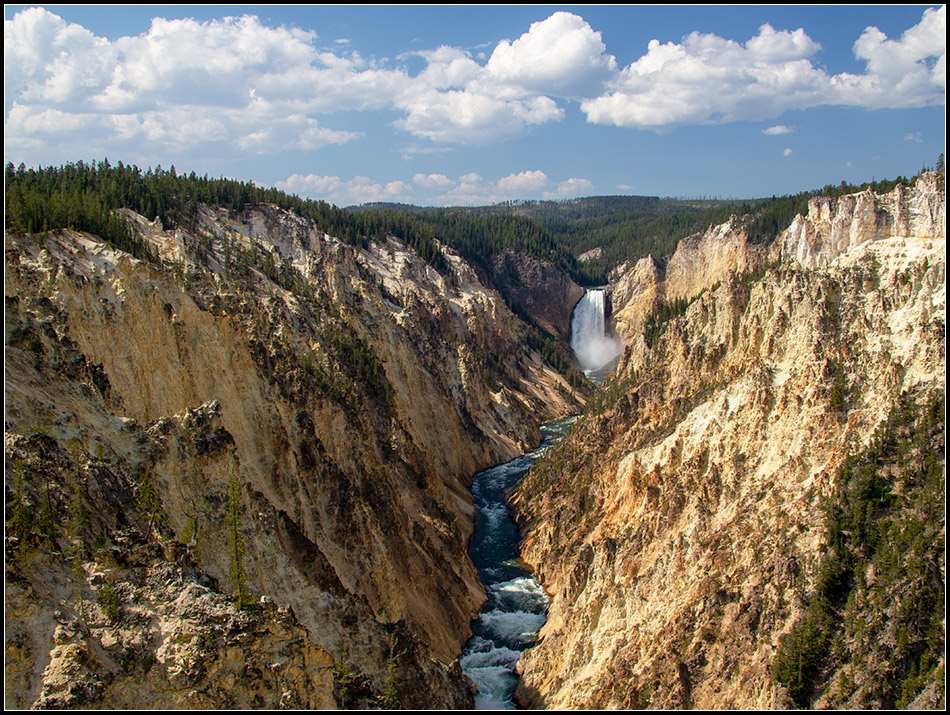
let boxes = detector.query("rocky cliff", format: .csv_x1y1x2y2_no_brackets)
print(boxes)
489,250,586,341
512,174,945,709
4,201,584,709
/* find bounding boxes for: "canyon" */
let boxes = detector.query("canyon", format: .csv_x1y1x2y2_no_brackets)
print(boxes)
5,171,945,710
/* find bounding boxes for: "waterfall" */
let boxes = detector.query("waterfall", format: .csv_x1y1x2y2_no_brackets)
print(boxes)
570,289,623,372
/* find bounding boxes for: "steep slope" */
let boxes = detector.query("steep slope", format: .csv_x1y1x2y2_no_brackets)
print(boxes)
4,201,585,709
488,250,586,341
511,174,945,709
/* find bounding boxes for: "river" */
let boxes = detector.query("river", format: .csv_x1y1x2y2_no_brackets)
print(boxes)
460,417,576,709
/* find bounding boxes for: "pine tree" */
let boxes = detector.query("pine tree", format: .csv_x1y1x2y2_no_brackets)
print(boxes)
226,473,252,609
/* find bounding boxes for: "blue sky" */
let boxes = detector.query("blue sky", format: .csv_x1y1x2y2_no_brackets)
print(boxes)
4,4,946,206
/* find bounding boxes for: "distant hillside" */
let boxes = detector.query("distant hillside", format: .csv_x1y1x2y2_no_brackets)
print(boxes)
352,173,924,284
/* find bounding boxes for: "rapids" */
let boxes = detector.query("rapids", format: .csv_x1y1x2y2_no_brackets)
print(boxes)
461,418,575,709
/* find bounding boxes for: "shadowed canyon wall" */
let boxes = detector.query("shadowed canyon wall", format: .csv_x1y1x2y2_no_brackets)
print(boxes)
4,202,584,709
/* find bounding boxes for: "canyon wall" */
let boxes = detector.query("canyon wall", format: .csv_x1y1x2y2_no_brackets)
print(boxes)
513,174,945,709
4,203,584,709
489,250,587,341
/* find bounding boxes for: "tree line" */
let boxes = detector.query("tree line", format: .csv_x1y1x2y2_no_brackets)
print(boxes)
4,159,607,285
4,160,453,275
7,159,940,287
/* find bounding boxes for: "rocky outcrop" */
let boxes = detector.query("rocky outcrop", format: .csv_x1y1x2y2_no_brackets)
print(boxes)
4,202,584,709
489,250,586,340
774,173,945,270
609,175,945,349
609,255,664,345
6,550,336,710
608,219,770,354
511,175,945,709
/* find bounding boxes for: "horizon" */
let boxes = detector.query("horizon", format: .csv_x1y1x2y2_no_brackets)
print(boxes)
8,157,936,212
4,5,946,207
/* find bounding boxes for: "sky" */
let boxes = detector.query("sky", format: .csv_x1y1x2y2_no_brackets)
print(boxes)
4,4,946,207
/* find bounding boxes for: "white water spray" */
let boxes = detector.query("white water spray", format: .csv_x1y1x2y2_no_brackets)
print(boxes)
570,289,623,372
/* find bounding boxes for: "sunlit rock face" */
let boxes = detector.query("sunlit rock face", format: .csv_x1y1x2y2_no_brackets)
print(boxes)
4,202,584,710
774,173,945,271
512,175,945,710
609,173,944,352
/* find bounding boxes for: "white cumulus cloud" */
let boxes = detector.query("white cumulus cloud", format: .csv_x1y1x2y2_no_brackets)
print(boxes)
289,169,596,206
831,5,946,108
496,169,549,194
4,6,945,162
3,8,367,158
389,11,615,145
545,177,595,199
581,24,831,129
581,7,945,130
392,87,563,145
413,172,456,189
486,11,617,98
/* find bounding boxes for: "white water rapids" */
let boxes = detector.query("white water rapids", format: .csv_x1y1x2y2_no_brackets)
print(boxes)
570,288,623,373
461,418,575,709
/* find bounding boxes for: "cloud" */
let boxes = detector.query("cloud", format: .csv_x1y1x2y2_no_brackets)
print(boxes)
831,5,946,108
393,12,614,143
486,11,616,99
496,169,549,194
412,172,455,189
3,7,117,107
545,177,595,199
431,170,594,205
581,7,945,130
3,8,368,157
763,124,794,135
276,173,415,206
236,116,361,153
398,143,453,160
280,169,595,206
276,169,590,207
4,6,946,160
392,87,563,145
4,6,593,152
430,171,538,205
581,24,830,129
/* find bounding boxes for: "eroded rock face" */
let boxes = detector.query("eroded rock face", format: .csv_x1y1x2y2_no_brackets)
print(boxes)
774,173,946,270
609,174,945,347
490,250,587,340
7,554,336,710
512,175,945,710
4,203,584,709
609,255,664,347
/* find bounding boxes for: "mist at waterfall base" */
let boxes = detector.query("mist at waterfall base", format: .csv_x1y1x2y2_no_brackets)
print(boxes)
571,289,623,377
461,418,575,709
